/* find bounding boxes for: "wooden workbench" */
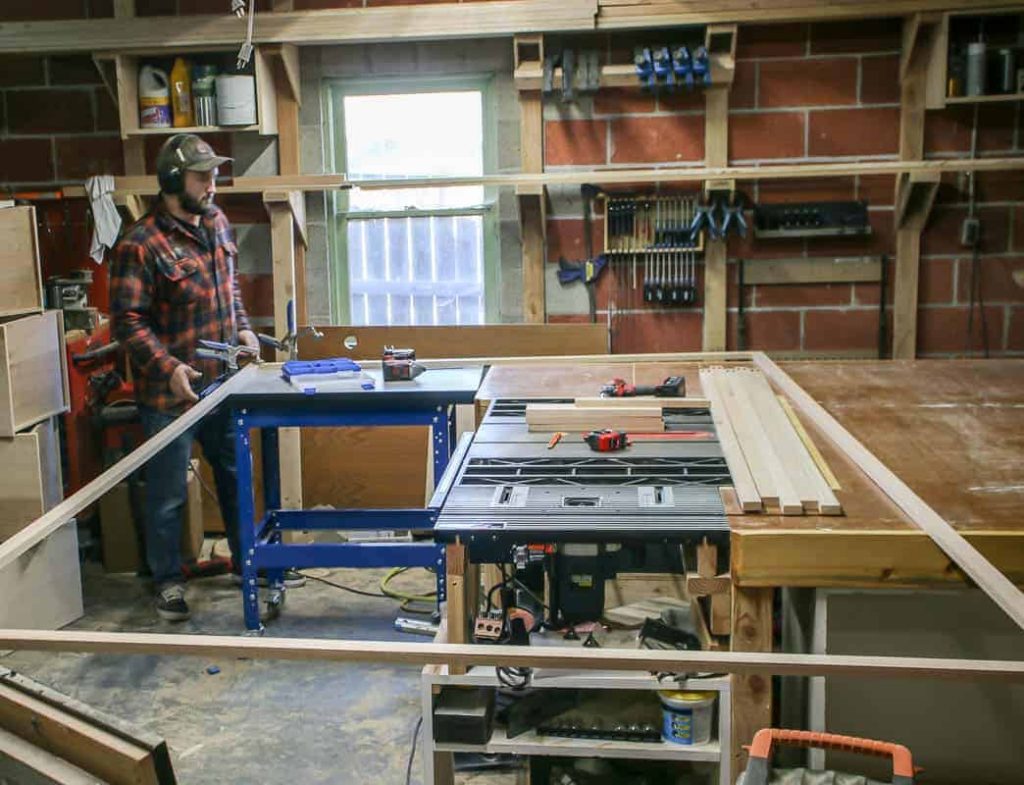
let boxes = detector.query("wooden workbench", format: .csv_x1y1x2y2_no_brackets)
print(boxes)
474,357,1024,779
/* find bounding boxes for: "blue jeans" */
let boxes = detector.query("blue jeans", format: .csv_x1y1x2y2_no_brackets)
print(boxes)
140,405,241,586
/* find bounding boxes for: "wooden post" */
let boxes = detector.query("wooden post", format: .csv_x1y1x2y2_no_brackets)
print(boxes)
730,586,773,781
893,13,940,359
516,35,546,324
113,0,145,181
445,542,469,675
703,87,729,351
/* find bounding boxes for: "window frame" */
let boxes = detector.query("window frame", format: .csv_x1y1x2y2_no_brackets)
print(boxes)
323,74,500,325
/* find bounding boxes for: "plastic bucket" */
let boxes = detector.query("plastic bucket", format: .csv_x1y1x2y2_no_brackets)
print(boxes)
658,690,715,745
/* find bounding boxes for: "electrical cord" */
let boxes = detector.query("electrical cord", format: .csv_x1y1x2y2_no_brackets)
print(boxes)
404,716,423,785
381,567,437,614
299,569,391,597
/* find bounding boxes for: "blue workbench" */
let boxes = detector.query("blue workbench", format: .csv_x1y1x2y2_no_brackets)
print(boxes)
228,364,484,631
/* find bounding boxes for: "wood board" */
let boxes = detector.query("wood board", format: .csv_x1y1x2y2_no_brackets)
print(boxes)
701,367,841,516
0,727,104,785
0,628,1020,682
525,403,665,433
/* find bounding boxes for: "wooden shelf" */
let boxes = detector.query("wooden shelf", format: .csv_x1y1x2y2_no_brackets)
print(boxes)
126,124,260,136
111,48,277,140
945,92,1024,105
434,726,721,762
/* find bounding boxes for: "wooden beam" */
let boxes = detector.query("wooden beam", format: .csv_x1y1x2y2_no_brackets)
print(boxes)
0,629,1020,681
0,1,600,55
265,43,301,107
893,227,921,359
730,586,773,780
8,1,1023,55
896,171,940,230
0,684,160,785
264,191,307,248
0,726,104,785
0,366,257,573
517,38,546,326
59,157,1024,199
753,351,1024,631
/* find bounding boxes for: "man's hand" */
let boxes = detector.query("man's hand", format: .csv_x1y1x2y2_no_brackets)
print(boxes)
238,329,259,352
169,363,202,404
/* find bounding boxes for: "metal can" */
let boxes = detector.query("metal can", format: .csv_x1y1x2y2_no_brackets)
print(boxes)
998,48,1016,94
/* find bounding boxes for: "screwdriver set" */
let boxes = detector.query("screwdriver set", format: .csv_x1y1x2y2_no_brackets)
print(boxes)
602,194,703,307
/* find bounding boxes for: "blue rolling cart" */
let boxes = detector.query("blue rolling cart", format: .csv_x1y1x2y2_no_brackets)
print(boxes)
228,365,484,631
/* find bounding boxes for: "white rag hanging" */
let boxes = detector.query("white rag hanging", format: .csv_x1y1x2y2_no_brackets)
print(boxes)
86,174,122,264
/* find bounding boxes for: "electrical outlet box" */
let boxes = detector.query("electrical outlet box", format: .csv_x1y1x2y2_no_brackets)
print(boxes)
474,616,503,641
961,217,981,248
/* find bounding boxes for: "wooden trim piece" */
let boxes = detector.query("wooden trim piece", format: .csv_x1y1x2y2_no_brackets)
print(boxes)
710,370,779,506
752,351,1024,631
525,403,665,433
700,371,761,512
776,396,840,492
572,397,710,408
0,366,257,573
59,157,1024,200
0,629,1020,681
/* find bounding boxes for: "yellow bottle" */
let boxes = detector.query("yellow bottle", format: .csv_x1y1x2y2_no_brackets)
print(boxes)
170,57,194,128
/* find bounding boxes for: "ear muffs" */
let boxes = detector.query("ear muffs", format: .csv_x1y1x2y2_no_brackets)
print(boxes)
157,134,190,195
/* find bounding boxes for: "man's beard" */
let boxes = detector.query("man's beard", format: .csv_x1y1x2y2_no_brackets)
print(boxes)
181,192,213,216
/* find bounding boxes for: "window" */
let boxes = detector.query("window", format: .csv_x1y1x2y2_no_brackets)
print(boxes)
326,80,497,326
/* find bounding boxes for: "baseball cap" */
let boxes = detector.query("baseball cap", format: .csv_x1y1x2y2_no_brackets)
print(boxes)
159,134,233,175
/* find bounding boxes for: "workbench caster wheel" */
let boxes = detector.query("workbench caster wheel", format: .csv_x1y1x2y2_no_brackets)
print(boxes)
243,625,265,637
263,589,286,622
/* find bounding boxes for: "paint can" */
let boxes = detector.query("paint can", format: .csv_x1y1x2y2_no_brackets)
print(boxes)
658,690,715,745
216,74,257,126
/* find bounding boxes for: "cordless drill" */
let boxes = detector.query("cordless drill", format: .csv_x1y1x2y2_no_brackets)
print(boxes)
600,375,686,398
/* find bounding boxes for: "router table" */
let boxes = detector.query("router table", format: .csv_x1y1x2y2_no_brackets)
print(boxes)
228,364,484,631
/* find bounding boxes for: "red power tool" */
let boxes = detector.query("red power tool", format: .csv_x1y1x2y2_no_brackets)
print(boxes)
601,375,686,398
583,429,630,452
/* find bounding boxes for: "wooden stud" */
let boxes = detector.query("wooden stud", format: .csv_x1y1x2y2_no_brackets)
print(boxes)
703,87,729,352
519,190,546,324
776,395,840,492
696,539,717,579
893,228,921,360
730,586,773,780
710,591,731,636
686,572,731,597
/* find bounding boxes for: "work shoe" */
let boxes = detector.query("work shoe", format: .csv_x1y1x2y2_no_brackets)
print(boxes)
155,583,190,622
232,569,307,589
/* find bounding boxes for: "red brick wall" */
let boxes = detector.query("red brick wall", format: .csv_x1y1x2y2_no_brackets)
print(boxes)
546,20,1024,357
0,13,271,316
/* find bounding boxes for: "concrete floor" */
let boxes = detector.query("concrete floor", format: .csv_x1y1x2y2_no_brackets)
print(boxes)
2,559,514,785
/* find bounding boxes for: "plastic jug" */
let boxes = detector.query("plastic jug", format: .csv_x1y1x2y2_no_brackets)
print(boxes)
138,65,171,129
170,57,194,127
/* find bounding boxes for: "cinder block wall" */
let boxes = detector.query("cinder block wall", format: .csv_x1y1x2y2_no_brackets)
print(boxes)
1,3,1021,355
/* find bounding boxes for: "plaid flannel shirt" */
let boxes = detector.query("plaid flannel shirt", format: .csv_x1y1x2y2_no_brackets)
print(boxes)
110,203,250,412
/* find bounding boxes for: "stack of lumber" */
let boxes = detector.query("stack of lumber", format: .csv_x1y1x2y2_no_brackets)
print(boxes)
525,402,665,433
700,367,841,516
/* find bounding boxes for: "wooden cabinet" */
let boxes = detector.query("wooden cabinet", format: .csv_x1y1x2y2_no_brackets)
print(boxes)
0,418,62,543
0,311,70,438
0,206,44,320
103,47,279,139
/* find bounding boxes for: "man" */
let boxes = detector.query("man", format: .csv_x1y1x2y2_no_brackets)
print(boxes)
110,134,302,621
